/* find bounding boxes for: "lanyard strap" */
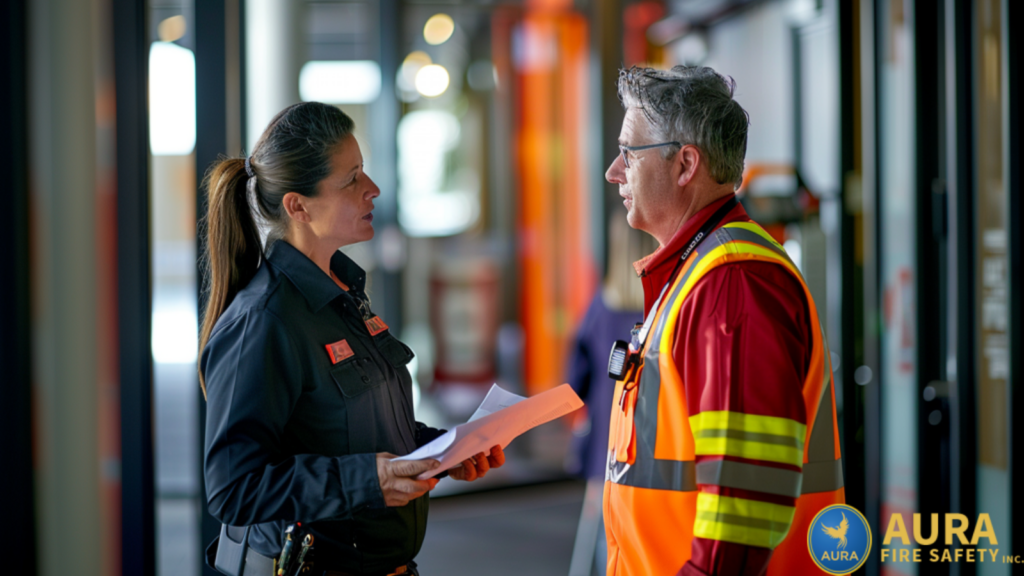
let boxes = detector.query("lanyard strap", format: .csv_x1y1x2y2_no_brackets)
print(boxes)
632,195,739,351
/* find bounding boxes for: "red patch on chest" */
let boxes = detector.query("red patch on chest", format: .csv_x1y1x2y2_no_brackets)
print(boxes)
325,339,355,364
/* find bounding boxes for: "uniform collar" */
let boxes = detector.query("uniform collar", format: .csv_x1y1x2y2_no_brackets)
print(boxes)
266,240,368,312
632,194,747,312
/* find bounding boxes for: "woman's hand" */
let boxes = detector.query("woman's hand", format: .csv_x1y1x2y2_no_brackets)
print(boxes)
376,453,440,507
449,445,506,482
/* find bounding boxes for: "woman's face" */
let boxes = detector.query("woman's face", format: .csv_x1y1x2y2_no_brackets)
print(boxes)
304,134,380,248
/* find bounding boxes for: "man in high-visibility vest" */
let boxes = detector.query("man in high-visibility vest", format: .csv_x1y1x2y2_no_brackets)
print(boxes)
601,65,844,575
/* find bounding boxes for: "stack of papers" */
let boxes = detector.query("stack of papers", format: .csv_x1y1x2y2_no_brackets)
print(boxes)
395,383,584,480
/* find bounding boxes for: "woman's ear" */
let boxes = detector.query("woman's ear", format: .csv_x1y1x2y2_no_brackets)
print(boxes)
281,192,311,223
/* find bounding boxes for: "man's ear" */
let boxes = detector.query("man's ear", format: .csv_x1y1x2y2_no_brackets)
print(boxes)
281,192,311,223
676,145,701,188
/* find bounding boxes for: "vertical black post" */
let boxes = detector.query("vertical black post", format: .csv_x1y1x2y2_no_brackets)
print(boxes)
195,1,229,572
837,0,865,518
948,0,976,555
370,0,404,329
114,0,156,574
592,0,623,276
0,0,36,573
913,3,948,573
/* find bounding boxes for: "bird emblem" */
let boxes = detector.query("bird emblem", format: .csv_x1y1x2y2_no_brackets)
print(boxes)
821,512,849,549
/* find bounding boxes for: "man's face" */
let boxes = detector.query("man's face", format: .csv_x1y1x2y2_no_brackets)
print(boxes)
605,109,678,241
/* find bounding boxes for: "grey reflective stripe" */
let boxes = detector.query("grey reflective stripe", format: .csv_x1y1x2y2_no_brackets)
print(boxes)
807,336,837,463
696,460,803,498
801,458,844,493
716,226,794,266
607,451,698,492
696,510,791,533
694,428,804,450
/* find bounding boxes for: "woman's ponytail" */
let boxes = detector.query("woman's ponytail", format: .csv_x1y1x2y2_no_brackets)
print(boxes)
198,157,262,396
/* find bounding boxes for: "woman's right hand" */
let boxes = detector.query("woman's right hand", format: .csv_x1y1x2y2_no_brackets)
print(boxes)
376,453,440,507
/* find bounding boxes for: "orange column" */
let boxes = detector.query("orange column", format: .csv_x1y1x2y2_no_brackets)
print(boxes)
514,9,596,395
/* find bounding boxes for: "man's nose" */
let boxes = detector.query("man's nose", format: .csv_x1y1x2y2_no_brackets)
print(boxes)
606,154,625,184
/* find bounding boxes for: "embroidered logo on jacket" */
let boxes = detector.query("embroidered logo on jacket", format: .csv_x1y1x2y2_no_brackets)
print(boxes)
325,339,355,364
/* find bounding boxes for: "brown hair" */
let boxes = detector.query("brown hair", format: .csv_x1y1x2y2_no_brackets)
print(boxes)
198,102,355,395
602,206,658,311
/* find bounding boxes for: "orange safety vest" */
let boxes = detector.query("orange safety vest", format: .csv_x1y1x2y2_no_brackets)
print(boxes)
604,221,845,575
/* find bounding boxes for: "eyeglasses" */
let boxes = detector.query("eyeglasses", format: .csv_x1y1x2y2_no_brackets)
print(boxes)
618,141,681,169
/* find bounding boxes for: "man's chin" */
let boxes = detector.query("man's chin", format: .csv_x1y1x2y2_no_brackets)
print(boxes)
625,211,644,231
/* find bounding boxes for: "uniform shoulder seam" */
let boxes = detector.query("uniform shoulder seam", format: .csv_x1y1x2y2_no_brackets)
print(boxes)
254,276,284,311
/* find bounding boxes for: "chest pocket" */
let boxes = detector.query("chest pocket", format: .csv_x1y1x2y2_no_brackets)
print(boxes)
330,356,384,398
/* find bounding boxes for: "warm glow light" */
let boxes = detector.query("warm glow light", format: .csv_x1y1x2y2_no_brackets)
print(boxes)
415,64,450,98
398,110,479,237
149,42,196,156
402,51,432,81
423,14,455,45
158,15,187,42
299,61,382,104
397,51,432,99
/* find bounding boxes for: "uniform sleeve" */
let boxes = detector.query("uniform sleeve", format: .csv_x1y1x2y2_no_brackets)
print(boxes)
672,263,811,576
202,309,385,527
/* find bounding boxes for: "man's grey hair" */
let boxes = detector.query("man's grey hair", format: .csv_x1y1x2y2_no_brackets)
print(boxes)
617,65,749,188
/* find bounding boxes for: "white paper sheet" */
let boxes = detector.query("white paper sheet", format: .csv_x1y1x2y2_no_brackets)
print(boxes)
395,383,584,479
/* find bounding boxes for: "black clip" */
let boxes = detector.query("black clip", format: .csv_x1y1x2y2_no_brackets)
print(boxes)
607,340,638,381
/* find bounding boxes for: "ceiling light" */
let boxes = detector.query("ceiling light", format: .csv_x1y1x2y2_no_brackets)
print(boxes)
415,64,450,98
149,42,196,156
423,14,455,45
157,15,186,43
299,61,382,104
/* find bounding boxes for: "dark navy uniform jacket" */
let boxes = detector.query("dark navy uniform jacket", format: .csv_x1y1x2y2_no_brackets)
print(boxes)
201,240,444,573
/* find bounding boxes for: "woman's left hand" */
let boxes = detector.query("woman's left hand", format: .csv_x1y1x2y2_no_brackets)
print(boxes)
449,445,505,482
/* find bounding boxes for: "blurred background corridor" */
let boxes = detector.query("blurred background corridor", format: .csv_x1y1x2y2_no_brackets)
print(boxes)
1,0,1020,575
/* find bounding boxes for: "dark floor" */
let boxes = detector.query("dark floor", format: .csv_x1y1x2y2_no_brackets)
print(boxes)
416,480,587,576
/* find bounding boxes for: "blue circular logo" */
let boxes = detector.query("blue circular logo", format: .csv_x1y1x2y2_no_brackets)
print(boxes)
808,504,872,575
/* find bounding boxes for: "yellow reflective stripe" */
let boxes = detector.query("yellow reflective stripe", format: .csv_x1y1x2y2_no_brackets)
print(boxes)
690,411,806,467
680,244,734,296
691,411,807,444
722,221,785,248
694,492,796,548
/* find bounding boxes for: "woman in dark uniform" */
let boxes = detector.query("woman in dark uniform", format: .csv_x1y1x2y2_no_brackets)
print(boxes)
200,102,504,576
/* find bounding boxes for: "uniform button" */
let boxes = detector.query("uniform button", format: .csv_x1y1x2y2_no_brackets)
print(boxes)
362,376,370,383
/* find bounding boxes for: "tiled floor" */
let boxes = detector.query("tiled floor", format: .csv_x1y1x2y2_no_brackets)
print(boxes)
417,480,587,576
